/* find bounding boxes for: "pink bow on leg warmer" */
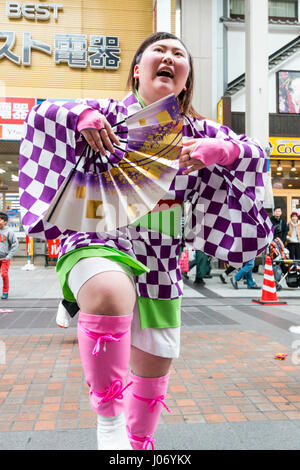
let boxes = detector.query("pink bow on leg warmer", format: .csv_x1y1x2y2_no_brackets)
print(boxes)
77,312,133,417
125,370,172,450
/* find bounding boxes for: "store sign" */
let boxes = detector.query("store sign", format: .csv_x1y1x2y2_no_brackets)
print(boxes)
269,137,300,159
1,2,121,69
217,99,223,125
48,239,60,257
0,32,121,69
6,2,63,20
0,97,36,140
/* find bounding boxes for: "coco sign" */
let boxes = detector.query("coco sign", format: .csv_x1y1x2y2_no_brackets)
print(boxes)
270,137,300,159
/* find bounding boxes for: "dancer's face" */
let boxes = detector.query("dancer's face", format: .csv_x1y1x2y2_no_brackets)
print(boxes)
134,38,190,106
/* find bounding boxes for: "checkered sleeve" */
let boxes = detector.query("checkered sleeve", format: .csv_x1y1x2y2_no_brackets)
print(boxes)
18,98,114,239
183,118,274,267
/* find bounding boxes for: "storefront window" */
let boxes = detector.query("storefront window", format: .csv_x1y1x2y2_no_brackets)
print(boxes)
230,0,298,19
271,159,300,189
271,160,300,219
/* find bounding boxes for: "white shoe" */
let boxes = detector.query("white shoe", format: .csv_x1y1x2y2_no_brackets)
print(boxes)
289,325,300,334
97,412,132,450
56,301,71,328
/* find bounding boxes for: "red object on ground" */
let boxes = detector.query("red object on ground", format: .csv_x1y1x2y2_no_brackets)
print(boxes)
274,353,288,360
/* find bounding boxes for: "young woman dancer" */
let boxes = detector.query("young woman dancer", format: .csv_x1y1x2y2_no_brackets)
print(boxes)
19,32,273,450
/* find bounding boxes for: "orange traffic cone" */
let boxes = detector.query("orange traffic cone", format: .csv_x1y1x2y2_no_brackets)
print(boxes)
252,256,287,305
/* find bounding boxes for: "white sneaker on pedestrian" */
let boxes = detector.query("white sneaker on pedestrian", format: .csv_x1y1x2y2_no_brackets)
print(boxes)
97,412,132,450
56,301,71,328
289,326,300,334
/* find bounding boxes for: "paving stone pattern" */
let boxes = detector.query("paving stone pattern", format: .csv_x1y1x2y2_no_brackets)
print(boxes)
1,267,300,449
0,303,299,433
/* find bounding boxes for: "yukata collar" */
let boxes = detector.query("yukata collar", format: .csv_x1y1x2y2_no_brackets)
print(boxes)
122,90,146,117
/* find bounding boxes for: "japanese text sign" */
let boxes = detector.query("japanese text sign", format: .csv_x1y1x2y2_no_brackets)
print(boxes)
0,97,36,124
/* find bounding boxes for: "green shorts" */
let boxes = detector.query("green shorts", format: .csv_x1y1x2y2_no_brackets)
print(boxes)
56,245,181,330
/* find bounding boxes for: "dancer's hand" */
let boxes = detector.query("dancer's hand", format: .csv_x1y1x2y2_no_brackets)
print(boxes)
179,139,206,175
79,111,120,156
179,138,240,174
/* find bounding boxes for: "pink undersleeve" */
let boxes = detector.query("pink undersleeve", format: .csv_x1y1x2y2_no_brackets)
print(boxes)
77,108,103,132
191,139,240,169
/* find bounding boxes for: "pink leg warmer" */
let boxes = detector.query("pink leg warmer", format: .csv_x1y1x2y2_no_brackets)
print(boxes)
77,312,133,417
125,370,172,450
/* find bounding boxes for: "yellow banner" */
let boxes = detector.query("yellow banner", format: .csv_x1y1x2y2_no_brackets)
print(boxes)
217,99,223,125
30,238,34,256
270,137,300,158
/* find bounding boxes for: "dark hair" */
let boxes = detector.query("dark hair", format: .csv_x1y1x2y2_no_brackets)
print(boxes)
127,32,202,118
291,212,299,218
0,212,8,222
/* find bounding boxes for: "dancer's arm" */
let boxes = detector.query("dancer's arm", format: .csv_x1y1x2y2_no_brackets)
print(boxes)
77,108,120,155
179,138,240,175
179,117,265,175
19,97,123,239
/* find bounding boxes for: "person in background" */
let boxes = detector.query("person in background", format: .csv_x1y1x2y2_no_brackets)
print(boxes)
230,259,260,290
270,207,289,244
220,264,258,287
269,237,290,291
0,212,18,299
219,265,236,284
287,212,300,260
203,256,213,279
188,250,210,286
179,246,189,279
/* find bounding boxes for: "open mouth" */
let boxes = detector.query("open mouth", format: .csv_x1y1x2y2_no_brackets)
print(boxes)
156,69,174,79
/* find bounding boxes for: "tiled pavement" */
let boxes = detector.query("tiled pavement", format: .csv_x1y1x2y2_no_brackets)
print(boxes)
1,266,300,449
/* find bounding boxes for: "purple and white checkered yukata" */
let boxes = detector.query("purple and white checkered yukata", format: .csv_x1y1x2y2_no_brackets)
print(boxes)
19,92,273,358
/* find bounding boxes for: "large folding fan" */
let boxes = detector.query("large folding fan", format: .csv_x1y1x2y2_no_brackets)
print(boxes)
44,94,183,233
